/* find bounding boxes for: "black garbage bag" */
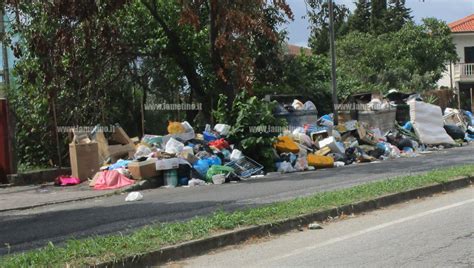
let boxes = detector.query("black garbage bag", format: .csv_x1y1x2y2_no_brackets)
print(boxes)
344,147,358,165
368,147,385,159
328,153,346,163
444,125,465,140
397,138,413,150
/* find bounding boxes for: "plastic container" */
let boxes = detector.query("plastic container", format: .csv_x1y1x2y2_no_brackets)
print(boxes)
203,131,218,142
164,170,178,187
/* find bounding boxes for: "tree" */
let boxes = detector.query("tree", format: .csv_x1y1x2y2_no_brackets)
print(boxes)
336,18,457,96
370,0,387,35
348,0,371,33
386,0,412,32
0,0,294,167
1,0,141,167
307,0,350,54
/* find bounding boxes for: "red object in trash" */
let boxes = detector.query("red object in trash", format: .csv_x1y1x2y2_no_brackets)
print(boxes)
208,138,230,150
0,99,11,183
54,175,82,186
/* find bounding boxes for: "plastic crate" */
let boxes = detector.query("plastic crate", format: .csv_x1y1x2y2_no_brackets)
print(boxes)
225,156,263,179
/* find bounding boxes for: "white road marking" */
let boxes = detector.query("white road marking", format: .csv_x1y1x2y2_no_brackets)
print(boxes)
261,198,474,265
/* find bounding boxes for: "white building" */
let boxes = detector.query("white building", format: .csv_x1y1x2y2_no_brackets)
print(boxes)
438,14,474,111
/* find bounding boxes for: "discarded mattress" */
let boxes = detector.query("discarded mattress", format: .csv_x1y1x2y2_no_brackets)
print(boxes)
409,101,455,145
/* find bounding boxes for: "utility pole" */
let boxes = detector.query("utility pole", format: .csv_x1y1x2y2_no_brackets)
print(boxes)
328,0,338,125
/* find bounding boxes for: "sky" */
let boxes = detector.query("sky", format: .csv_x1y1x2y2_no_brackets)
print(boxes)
285,0,474,47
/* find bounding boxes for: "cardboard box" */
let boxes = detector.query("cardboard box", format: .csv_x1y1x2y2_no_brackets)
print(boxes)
155,158,179,171
69,142,99,180
94,126,136,163
128,159,159,180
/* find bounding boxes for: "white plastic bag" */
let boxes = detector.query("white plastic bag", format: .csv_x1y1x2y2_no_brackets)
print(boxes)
214,124,231,136
294,149,308,171
334,161,345,167
303,101,317,111
212,174,226,184
188,178,206,186
278,161,295,173
165,137,184,154
292,99,304,110
125,192,143,202
230,149,243,161
134,145,152,159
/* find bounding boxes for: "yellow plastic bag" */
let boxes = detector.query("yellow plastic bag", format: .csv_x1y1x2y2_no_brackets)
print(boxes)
274,136,300,153
307,154,334,168
167,121,185,134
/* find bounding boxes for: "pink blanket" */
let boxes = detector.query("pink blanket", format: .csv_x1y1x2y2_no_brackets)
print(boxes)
93,170,135,190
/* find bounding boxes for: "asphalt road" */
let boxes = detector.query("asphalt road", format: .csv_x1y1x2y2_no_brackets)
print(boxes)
175,187,474,268
1,145,474,255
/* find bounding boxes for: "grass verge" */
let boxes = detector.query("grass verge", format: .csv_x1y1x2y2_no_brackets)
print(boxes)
1,164,474,267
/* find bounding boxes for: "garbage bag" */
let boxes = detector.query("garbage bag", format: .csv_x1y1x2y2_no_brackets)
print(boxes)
230,149,243,161
193,159,210,177
292,99,304,110
303,101,317,111
125,192,143,202
214,124,231,136
188,178,206,186
206,165,234,182
397,138,413,150
208,138,230,150
168,121,185,134
134,145,152,159
206,156,222,166
274,136,300,153
368,147,385,159
203,131,218,142
165,137,185,154
444,125,465,140
278,161,295,173
294,150,308,171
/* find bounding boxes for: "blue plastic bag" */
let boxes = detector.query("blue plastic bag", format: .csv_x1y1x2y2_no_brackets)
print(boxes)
193,159,210,177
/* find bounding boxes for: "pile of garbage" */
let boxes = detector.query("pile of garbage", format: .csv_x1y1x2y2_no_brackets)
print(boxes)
272,92,474,173
59,91,474,191
62,120,262,190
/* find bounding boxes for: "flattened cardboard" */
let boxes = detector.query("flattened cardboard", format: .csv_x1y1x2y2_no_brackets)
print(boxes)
69,142,99,180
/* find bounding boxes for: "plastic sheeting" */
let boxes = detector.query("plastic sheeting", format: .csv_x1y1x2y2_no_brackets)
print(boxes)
409,101,455,145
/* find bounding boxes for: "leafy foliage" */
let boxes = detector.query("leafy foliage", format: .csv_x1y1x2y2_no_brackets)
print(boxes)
336,18,457,97
306,0,350,54
1,0,294,168
213,91,286,170
347,0,371,33
386,0,412,32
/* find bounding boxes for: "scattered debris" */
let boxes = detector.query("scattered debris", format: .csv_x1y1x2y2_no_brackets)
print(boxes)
308,222,323,230
125,191,143,202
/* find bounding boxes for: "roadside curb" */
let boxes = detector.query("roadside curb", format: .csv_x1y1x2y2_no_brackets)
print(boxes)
0,191,117,213
93,176,473,268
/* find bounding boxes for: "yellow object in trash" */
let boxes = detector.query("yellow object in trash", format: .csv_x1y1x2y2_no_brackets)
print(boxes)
315,146,331,156
167,121,185,134
307,154,334,168
274,136,300,153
